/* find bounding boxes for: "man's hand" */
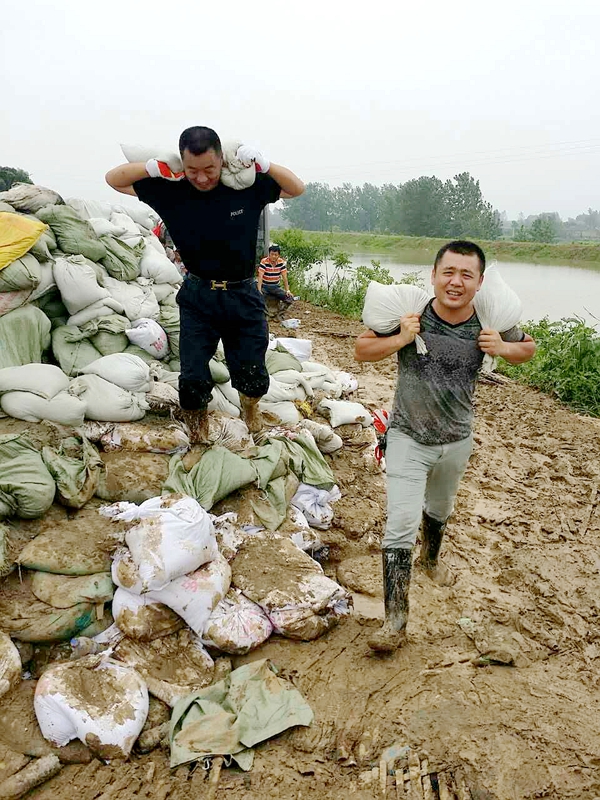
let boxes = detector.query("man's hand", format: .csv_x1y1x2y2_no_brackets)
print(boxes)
236,145,270,174
399,314,421,346
478,329,506,357
145,159,185,181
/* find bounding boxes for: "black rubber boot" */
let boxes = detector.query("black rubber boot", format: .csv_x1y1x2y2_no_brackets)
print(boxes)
419,512,455,586
367,548,412,653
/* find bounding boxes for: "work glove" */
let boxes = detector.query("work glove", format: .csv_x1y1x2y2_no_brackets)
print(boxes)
145,159,185,181
235,145,270,174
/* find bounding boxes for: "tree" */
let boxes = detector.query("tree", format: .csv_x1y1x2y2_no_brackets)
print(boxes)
528,216,557,243
0,166,33,193
397,176,448,236
281,183,334,231
444,172,502,240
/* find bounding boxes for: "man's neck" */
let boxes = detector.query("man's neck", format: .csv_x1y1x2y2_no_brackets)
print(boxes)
432,298,475,325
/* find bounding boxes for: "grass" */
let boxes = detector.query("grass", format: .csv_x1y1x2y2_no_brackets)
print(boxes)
293,231,600,269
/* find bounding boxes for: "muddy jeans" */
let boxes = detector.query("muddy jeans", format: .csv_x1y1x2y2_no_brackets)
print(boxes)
383,428,473,550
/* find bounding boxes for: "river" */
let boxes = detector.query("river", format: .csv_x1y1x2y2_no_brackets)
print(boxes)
346,254,600,327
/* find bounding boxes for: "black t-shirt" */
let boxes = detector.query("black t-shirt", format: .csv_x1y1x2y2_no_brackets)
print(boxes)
133,173,281,280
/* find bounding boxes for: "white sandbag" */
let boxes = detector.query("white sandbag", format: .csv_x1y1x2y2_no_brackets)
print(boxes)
0,631,21,699
34,656,148,758
68,374,149,422
112,587,184,641
322,379,343,399
290,483,342,530
110,211,140,237
259,400,301,425
208,387,240,418
66,197,113,220
102,495,218,592
100,422,189,454
125,318,169,360
152,283,178,304
275,337,312,362
67,298,124,327
80,353,153,393
103,276,160,322
0,364,69,399
270,369,314,397
263,376,308,403
113,551,231,637
362,282,430,354
88,217,128,238
1,391,87,426
145,232,167,255
216,380,241,409
139,242,183,285
299,419,343,454
202,589,273,655
121,143,183,172
473,264,523,373
333,371,358,395
53,256,110,316
318,399,373,428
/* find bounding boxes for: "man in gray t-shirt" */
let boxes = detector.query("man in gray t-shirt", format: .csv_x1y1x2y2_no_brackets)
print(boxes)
355,240,536,652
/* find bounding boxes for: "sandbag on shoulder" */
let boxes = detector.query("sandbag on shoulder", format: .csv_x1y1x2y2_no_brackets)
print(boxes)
37,205,106,262
473,264,523,372
0,434,56,519
362,281,430,351
68,374,149,422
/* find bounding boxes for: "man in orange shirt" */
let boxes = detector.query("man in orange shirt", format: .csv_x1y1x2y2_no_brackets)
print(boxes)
257,245,294,310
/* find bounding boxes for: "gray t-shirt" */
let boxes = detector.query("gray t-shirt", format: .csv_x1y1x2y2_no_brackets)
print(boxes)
389,300,524,445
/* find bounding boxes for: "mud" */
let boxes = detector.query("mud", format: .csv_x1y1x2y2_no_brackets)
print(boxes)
11,301,600,799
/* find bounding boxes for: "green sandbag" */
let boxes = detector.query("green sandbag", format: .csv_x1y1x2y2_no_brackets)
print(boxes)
275,432,335,488
32,289,68,320
91,329,129,355
99,235,142,281
52,325,102,377
30,571,114,608
209,359,229,383
169,359,180,372
82,314,130,356
37,205,107,262
0,253,41,291
0,434,56,520
124,344,159,365
265,345,302,375
159,306,180,360
164,446,257,510
42,436,104,509
0,305,51,370
0,570,95,642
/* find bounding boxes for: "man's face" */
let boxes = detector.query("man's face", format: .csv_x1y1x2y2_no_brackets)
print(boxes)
269,251,280,265
181,148,222,192
431,251,483,311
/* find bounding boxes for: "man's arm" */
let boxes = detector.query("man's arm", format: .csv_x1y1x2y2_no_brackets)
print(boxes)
355,315,420,362
281,268,291,293
268,164,304,199
479,330,536,364
257,267,264,292
105,162,148,196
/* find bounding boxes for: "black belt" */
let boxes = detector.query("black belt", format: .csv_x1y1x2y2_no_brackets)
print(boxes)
186,274,254,291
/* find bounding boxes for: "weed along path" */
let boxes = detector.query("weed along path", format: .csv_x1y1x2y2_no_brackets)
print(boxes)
15,301,600,800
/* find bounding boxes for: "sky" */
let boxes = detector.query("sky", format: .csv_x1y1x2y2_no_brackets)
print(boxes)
2,0,599,220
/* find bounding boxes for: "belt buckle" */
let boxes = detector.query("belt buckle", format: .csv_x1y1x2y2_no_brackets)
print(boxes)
210,280,227,291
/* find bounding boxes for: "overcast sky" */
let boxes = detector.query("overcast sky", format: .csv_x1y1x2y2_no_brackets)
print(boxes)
2,0,598,219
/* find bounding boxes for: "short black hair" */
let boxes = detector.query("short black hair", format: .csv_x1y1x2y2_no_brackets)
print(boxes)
268,245,281,253
434,240,486,274
179,126,222,157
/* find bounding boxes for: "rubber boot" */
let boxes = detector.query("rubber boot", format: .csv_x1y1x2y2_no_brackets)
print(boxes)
177,407,210,445
419,512,455,587
239,394,263,434
367,548,412,653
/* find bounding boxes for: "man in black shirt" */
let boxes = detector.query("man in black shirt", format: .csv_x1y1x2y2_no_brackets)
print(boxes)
106,126,304,441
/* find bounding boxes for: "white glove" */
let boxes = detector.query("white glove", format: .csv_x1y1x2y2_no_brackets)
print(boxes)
235,145,270,174
145,159,185,181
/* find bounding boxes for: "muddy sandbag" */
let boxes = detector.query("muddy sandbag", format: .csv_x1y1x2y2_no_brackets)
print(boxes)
30,572,113,608
52,325,102,377
99,422,189,454
0,521,10,576
112,587,184,641
146,382,180,415
96,451,170,503
1,390,87,427
231,533,351,640
114,629,214,707
0,184,63,213
68,374,149,422
17,506,113,575
0,632,21,699
41,436,104,508
37,205,106,262
0,434,56,520
0,571,96,642
202,589,273,655
0,253,41,292
34,655,149,759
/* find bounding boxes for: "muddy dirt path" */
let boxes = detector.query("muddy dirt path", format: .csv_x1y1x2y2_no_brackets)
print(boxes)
25,302,600,800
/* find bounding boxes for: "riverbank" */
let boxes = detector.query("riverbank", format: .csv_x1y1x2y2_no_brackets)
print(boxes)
296,231,600,269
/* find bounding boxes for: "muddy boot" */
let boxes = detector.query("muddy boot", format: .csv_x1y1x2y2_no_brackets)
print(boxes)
367,548,412,653
419,513,455,587
177,407,210,445
239,394,263,434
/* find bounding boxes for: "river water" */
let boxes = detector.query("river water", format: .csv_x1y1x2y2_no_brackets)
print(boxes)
347,254,600,327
